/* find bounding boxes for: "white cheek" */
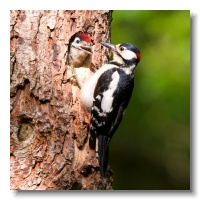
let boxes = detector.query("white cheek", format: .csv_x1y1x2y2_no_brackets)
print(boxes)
122,50,136,60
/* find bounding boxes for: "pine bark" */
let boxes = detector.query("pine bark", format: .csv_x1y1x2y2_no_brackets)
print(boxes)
10,10,113,190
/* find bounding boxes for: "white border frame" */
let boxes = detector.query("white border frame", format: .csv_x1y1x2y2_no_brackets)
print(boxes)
1,1,199,199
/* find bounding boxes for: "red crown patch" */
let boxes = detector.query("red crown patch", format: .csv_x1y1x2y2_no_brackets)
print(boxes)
78,32,91,43
136,53,141,61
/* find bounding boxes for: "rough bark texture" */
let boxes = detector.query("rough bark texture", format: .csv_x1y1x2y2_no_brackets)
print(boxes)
10,10,113,190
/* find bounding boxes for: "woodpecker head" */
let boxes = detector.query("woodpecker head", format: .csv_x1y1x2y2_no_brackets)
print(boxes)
67,31,92,67
99,41,141,71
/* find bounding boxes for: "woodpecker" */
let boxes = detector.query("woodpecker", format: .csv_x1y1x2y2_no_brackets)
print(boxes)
65,31,93,87
80,41,141,177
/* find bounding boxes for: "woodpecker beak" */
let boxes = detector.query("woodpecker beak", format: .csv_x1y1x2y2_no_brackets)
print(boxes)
80,45,92,54
99,41,117,52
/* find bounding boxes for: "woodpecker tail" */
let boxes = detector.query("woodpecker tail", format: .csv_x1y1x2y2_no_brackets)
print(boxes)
98,135,109,177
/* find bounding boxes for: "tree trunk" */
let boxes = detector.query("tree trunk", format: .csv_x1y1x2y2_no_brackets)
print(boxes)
10,10,113,190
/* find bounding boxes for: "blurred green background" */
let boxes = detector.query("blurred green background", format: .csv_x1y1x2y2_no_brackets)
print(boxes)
109,10,190,190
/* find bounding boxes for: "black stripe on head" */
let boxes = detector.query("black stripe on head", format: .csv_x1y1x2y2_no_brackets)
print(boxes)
120,43,140,54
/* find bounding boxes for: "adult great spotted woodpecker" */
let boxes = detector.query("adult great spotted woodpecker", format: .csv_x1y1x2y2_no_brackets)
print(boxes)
80,41,141,177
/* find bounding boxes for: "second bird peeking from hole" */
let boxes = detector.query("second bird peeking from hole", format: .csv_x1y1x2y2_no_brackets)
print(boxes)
63,31,95,88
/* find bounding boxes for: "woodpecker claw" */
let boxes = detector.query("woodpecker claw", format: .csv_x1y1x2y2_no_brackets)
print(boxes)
62,74,76,83
62,65,83,88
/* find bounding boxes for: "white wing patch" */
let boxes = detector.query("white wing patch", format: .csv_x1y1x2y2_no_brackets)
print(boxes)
101,71,120,113
80,64,119,112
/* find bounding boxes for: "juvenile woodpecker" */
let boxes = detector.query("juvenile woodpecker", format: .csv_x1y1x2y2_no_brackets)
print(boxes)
65,31,93,87
80,41,141,177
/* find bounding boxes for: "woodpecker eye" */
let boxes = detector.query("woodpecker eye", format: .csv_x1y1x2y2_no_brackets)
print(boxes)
120,46,125,51
75,38,80,44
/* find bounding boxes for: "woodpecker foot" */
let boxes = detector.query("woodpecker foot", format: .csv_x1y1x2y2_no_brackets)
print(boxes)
62,73,76,83
62,65,83,88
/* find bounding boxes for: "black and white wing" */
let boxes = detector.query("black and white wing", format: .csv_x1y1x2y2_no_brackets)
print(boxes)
89,67,134,177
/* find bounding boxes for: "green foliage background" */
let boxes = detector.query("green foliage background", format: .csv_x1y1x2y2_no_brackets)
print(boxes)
109,10,190,190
